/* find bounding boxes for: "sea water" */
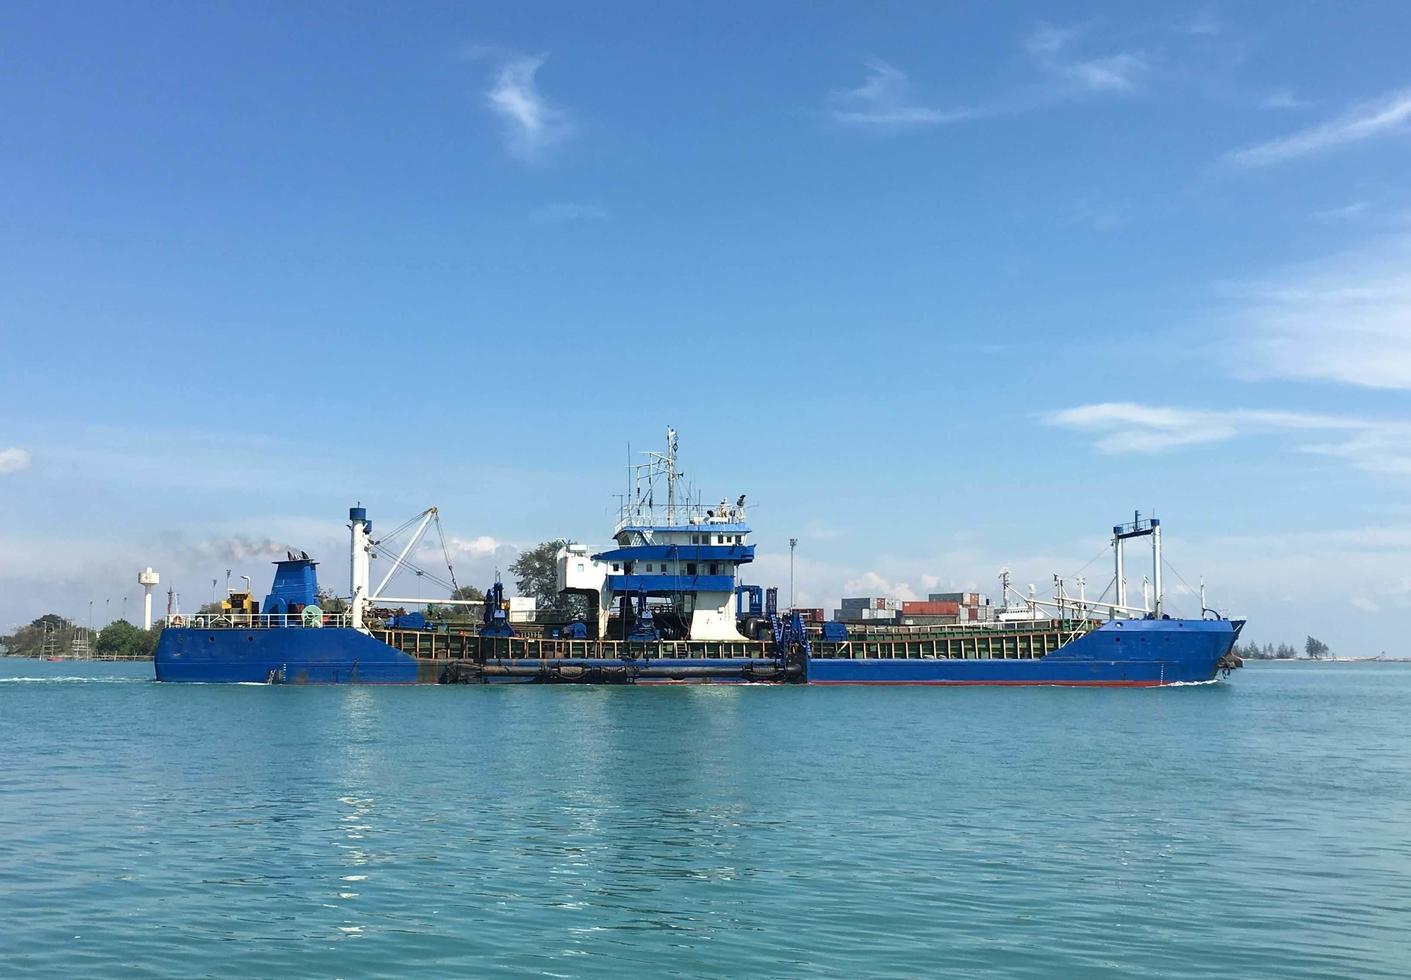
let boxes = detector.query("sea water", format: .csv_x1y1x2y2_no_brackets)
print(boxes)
1,660,1408,978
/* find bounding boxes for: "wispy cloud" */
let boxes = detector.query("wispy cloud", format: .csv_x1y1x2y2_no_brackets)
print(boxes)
828,60,974,126
1229,87,1411,166
529,203,608,225
1232,233,1411,389
1260,88,1314,111
842,570,920,601
1065,53,1147,92
1024,23,1147,93
1310,200,1371,221
1047,402,1411,474
482,54,573,160
830,25,1153,135
1069,193,1131,231
0,448,32,475
1170,8,1223,37
1024,23,1081,58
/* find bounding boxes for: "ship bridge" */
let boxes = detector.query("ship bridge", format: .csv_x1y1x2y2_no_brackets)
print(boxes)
557,430,753,641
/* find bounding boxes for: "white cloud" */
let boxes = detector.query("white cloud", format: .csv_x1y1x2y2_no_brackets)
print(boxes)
0,448,31,475
529,203,608,224
842,570,921,601
1261,88,1314,111
1310,200,1371,221
1229,87,1411,166
1170,8,1223,37
484,54,573,160
1064,53,1146,92
828,60,974,126
1023,23,1146,93
439,535,508,559
1024,23,1080,57
1047,401,1411,474
831,26,1147,135
1233,234,1411,389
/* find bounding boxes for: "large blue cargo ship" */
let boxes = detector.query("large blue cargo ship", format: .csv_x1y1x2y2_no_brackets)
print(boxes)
154,432,1243,686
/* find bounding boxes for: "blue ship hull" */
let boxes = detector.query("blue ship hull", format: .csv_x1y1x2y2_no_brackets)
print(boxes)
806,619,1239,686
155,618,1238,686
154,627,422,684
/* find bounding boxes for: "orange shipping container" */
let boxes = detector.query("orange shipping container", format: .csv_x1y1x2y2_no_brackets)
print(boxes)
902,600,961,616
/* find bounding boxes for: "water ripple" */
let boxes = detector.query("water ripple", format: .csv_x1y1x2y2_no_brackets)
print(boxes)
1,660,1409,977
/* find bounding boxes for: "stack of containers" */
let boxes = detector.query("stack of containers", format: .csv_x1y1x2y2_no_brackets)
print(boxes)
928,592,994,622
834,597,901,623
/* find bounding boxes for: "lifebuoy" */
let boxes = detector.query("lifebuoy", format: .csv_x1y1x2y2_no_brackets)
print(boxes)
170,615,186,627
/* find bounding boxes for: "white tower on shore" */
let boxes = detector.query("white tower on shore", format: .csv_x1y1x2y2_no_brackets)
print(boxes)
138,568,160,629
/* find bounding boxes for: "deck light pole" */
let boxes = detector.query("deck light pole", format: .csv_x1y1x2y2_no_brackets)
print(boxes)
789,538,798,612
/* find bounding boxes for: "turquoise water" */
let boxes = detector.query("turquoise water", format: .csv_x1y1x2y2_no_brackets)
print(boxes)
2,661,1408,978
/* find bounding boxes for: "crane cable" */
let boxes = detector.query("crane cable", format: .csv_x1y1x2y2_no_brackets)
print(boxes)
367,507,465,599
433,510,461,595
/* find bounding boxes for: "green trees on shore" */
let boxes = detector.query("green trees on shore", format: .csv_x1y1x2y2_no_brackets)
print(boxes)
1235,641,1297,660
94,619,159,659
0,615,160,659
0,615,71,657
511,540,588,621
1235,635,1332,660
425,584,485,623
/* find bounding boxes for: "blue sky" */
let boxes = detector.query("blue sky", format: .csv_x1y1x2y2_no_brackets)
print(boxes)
2,2,1410,652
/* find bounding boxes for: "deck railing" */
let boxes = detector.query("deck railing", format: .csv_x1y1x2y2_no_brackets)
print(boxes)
164,612,354,629
375,630,778,662
820,618,1103,637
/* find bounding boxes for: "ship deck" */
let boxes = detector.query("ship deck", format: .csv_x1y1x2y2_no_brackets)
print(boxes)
375,619,1099,663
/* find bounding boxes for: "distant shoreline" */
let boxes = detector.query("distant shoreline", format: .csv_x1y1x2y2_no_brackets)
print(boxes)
1245,657,1411,664
0,653,152,662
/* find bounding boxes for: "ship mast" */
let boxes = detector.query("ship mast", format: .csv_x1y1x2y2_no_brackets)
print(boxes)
665,426,678,525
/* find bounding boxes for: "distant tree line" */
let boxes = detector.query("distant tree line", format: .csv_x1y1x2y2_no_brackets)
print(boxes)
1234,635,1332,660
425,585,485,623
0,614,160,660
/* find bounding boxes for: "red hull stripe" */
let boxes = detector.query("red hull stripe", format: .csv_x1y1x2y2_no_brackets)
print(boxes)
808,679,1167,687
